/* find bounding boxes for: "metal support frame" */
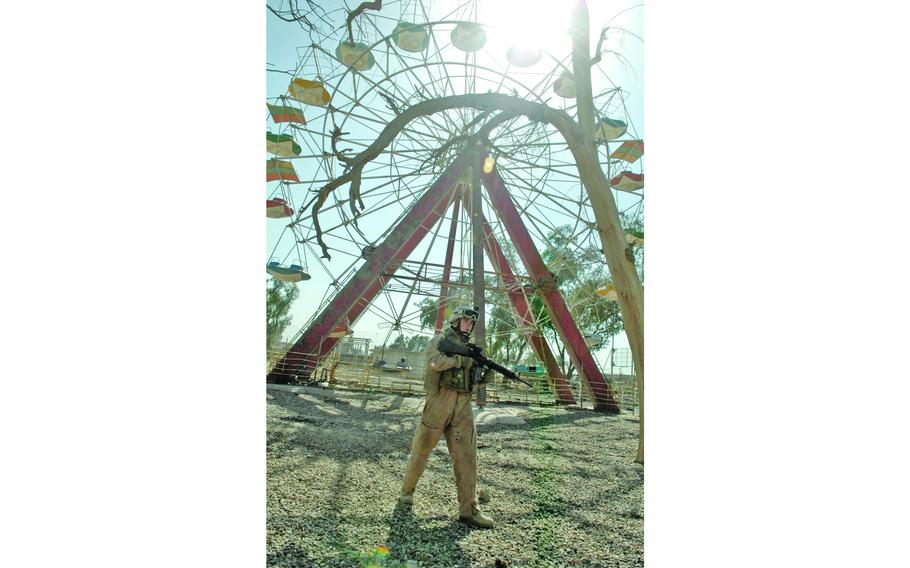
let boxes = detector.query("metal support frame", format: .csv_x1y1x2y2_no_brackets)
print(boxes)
455,181,574,404
267,153,469,383
270,148,619,411
479,212,576,405
481,162,619,411
434,197,461,333
470,147,487,406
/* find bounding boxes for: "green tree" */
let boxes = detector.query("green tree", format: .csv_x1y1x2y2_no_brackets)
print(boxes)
266,278,299,352
417,297,439,331
406,334,430,352
388,334,407,349
417,285,474,333
387,333,431,352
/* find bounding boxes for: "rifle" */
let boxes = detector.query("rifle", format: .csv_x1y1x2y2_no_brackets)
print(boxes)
438,336,533,388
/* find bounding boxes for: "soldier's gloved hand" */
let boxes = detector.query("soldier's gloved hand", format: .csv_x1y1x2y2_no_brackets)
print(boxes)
459,354,474,369
480,367,495,385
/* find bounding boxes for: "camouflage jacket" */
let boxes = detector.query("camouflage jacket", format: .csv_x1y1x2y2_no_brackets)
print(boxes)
422,327,494,396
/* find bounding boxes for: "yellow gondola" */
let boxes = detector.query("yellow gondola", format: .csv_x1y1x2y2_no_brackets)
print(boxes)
595,283,618,301
288,79,331,107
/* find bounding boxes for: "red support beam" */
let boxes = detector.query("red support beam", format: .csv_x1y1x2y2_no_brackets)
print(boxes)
479,215,576,404
267,154,469,383
459,182,575,404
434,195,461,334
481,165,620,411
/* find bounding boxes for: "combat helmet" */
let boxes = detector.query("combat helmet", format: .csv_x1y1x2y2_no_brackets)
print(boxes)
449,305,479,339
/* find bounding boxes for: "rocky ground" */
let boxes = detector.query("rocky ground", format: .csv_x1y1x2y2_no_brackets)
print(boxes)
267,384,643,568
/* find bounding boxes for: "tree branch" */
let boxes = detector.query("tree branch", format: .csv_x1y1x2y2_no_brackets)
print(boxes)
304,94,582,259
378,91,402,115
267,4,300,22
330,126,354,167
590,25,609,65
267,3,314,30
345,0,383,44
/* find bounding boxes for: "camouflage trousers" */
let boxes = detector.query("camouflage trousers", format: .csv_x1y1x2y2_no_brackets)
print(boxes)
401,386,478,516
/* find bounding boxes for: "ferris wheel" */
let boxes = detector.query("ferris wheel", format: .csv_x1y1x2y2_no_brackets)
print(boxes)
266,0,643,410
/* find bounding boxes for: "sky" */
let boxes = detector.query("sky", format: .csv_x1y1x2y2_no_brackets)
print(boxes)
266,0,644,369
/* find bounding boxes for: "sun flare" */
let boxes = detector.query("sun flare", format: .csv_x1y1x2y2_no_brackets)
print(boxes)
477,0,573,59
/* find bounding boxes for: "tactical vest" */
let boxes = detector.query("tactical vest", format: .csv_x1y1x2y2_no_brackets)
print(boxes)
439,363,471,392
437,331,473,393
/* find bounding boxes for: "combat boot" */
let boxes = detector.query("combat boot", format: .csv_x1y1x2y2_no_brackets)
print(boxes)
398,491,414,505
460,507,494,529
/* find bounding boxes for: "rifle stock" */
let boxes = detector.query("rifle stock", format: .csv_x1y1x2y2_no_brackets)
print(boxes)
438,336,533,388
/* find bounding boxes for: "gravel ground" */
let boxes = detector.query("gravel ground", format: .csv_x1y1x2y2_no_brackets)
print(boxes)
267,384,643,568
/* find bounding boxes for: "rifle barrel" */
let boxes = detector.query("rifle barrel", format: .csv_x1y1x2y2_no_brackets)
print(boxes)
438,337,532,387
484,358,532,387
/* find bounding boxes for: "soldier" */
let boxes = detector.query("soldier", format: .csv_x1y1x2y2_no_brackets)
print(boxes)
398,306,495,528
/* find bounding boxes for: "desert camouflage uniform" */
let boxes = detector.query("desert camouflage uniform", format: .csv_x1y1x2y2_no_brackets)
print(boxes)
399,326,494,527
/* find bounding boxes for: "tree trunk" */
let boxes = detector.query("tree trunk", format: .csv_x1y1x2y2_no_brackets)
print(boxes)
571,1,644,463
516,341,526,364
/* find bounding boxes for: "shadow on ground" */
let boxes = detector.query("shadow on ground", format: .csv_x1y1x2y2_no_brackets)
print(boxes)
266,384,643,568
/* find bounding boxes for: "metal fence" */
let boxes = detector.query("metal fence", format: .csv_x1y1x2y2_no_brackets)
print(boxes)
270,358,635,414
268,338,640,413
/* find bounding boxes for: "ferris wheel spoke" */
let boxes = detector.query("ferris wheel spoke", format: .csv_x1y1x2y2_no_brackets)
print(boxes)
496,183,586,227
381,198,449,333
365,63,458,139
361,13,467,136
329,46,459,145
496,166,586,222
